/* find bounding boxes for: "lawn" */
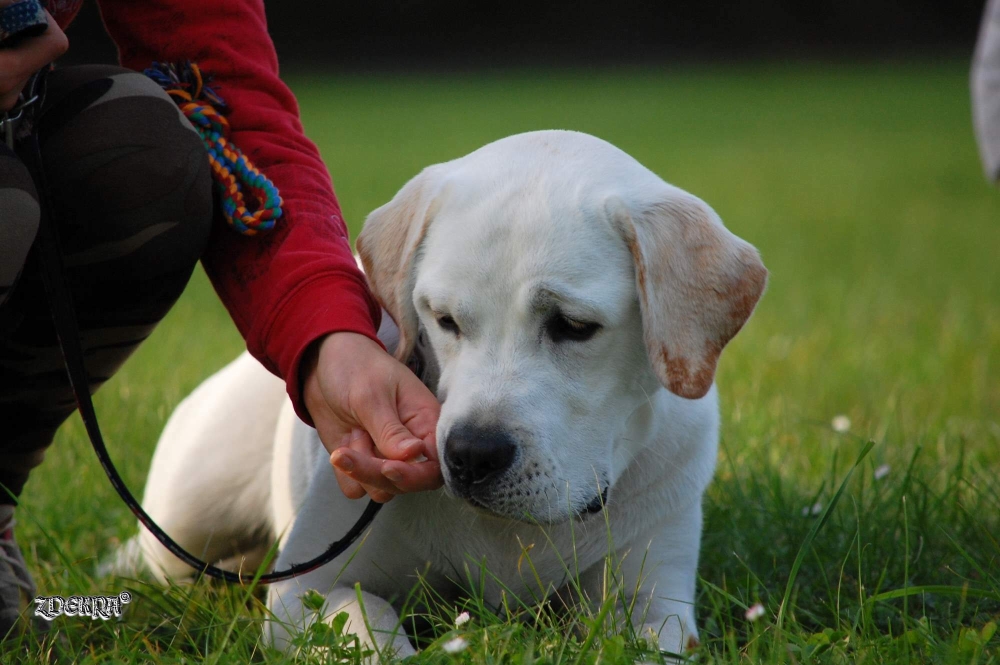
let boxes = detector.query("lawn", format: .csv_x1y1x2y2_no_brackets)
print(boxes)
5,60,999,663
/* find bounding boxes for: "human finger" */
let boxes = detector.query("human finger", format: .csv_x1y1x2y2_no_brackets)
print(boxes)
380,458,444,493
0,11,68,79
330,447,400,498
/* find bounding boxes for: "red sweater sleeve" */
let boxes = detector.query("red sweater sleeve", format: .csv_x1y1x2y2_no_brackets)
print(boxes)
95,0,383,422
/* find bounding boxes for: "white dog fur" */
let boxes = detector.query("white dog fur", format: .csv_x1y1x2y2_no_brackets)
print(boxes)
110,130,767,657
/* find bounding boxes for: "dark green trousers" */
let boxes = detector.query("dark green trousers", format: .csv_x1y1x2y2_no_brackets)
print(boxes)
0,65,213,503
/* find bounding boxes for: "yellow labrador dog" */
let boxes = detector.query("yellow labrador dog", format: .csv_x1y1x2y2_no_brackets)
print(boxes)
111,131,767,657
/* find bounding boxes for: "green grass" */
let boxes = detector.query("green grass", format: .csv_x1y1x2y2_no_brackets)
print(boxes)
5,60,999,663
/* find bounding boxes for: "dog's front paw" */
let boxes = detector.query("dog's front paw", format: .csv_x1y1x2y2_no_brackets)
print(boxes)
639,618,699,663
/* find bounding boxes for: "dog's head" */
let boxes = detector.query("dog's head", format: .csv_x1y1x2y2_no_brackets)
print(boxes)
357,131,766,524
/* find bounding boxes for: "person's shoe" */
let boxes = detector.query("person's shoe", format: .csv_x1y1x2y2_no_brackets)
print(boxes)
0,517,37,638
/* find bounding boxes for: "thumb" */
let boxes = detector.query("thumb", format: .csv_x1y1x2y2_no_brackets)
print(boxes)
354,382,425,461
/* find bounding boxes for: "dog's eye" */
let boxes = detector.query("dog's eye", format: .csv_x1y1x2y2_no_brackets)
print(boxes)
436,314,461,336
546,314,601,343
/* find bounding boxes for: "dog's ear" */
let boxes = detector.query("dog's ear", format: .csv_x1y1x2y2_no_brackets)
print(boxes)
607,192,767,399
357,167,445,363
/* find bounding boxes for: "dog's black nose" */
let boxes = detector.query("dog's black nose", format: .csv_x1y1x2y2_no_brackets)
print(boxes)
444,424,517,486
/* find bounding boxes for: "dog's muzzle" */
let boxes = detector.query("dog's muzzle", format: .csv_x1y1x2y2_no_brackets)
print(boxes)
444,423,612,522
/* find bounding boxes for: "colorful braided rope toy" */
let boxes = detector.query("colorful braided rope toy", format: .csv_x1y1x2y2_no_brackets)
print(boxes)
145,62,282,236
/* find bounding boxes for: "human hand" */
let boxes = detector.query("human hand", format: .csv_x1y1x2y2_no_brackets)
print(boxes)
0,4,67,111
302,332,443,503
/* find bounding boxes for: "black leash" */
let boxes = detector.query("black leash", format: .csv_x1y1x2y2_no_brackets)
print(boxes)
19,67,381,585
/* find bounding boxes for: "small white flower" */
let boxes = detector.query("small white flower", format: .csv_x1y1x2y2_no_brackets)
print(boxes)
831,415,851,433
442,636,468,654
801,501,823,517
873,464,891,481
745,603,766,622
455,611,470,627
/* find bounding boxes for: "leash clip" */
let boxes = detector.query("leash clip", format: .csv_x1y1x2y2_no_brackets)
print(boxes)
2,98,31,149
2,90,41,149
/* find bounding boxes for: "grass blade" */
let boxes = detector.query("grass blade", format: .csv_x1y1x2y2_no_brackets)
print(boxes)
775,440,874,632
